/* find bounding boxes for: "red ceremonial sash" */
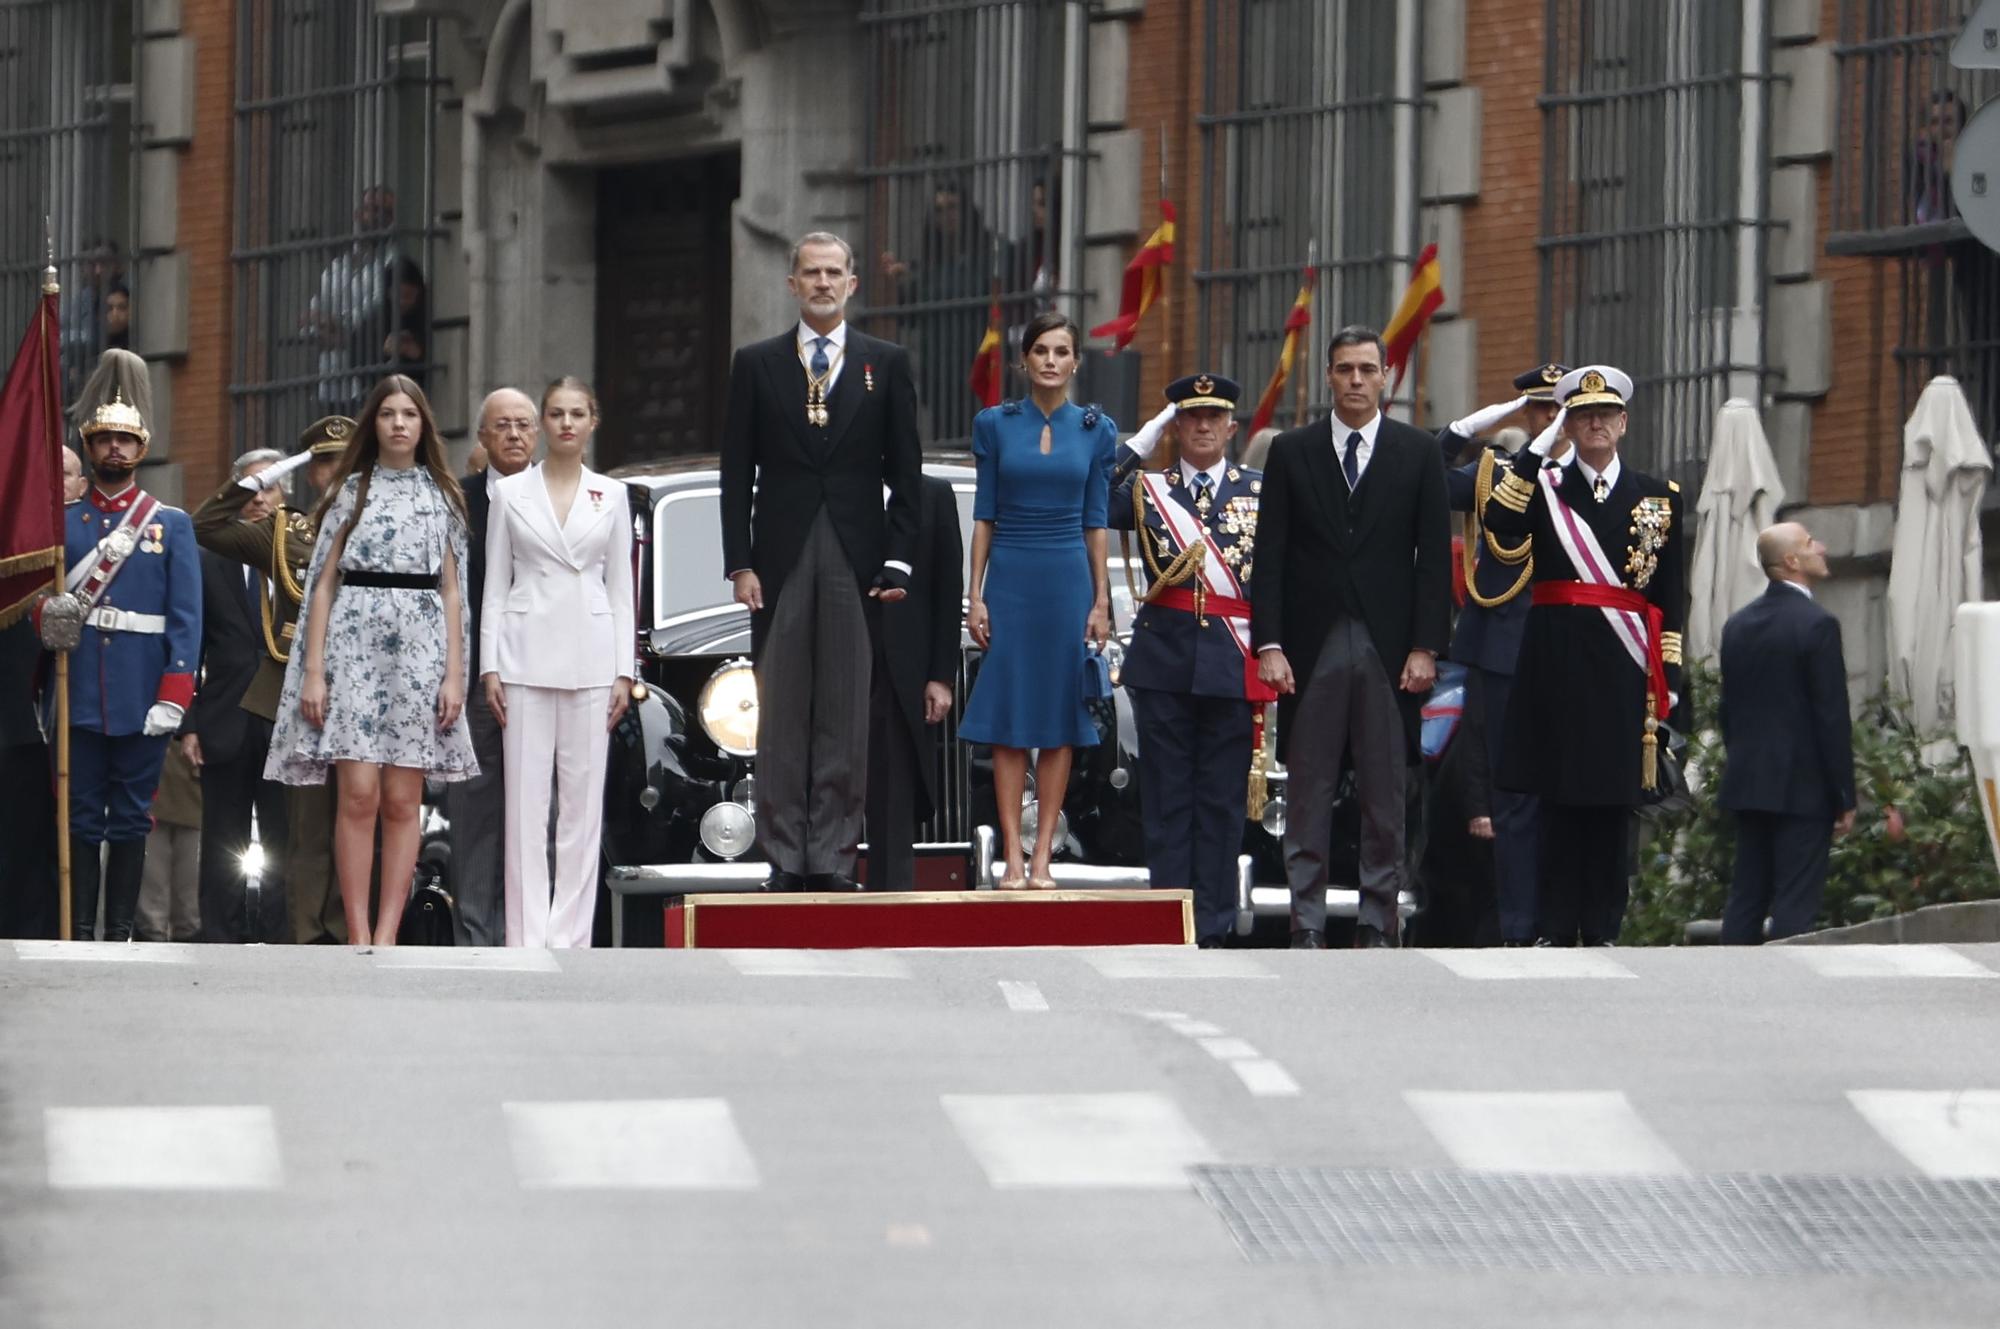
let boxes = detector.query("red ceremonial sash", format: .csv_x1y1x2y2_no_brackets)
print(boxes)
1147,586,1278,702
1532,580,1669,720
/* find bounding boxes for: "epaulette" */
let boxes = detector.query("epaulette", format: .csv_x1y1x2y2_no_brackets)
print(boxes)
1081,403,1104,430
1000,399,1023,416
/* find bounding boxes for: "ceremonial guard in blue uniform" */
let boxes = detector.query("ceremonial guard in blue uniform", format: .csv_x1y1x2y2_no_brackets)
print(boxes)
38,357,202,940
1434,362,1567,944
1110,373,1275,946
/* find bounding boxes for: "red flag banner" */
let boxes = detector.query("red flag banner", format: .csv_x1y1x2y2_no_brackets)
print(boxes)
968,295,1004,408
1248,264,1318,436
1088,200,1177,351
0,285,64,627
1381,242,1445,390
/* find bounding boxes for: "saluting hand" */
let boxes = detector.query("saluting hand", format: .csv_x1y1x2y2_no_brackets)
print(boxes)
1257,648,1295,696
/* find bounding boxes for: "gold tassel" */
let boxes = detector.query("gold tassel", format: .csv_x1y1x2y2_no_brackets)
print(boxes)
1246,706,1271,821
1641,694,1658,791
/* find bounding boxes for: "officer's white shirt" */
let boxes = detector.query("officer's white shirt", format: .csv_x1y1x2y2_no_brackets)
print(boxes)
1571,451,1622,497
1179,457,1227,494
797,319,849,392
1779,579,1813,600
1333,411,1382,487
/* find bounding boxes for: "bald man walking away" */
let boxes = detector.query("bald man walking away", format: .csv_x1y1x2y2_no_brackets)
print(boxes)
1717,522,1856,943
448,388,541,944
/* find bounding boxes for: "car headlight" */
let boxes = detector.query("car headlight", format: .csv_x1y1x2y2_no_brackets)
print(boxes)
698,657,759,756
1259,796,1287,838
699,802,756,859
240,843,265,880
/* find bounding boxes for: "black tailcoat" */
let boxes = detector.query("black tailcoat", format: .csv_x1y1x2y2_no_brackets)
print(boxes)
878,476,965,816
1718,582,1855,818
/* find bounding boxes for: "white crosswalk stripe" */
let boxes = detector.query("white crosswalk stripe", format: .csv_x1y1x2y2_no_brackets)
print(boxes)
1405,1090,1688,1174
1847,1090,2000,1178
941,1091,1219,1188
371,947,559,972
1423,949,1637,980
15,941,194,964
997,980,1049,1011
1783,945,1996,979
504,1099,761,1189
1084,949,1273,980
45,1106,282,1190
724,950,910,978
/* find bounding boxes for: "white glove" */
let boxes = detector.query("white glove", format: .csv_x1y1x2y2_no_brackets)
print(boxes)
1123,402,1180,462
238,449,313,491
142,701,185,738
1528,408,1569,459
1448,395,1529,439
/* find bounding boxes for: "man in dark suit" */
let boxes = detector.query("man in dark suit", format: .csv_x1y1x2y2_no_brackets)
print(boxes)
1435,363,1568,944
1252,326,1453,949
446,387,539,944
721,232,923,893
1482,365,1687,945
1718,522,1856,943
0,620,57,938
190,450,292,942
866,474,963,889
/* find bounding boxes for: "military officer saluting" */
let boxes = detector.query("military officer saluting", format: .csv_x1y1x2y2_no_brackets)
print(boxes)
1110,373,1276,947
36,351,202,941
192,415,351,943
1434,363,1568,945
1481,364,1685,946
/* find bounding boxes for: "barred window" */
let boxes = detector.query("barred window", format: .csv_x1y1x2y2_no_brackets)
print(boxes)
856,0,1089,445
1830,0,2000,441
232,1,442,455
1194,0,1415,428
1540,0,1764,491
0,0,135,402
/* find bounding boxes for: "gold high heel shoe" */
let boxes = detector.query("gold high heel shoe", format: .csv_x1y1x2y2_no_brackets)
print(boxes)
1028,874,1058,891
996,873,1029,891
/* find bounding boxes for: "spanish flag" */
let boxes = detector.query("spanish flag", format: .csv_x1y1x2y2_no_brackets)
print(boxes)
1088,200,1176,351
0,275,65,628
1248,263,1317,436
1381,241,1445,389
968,295,1004,408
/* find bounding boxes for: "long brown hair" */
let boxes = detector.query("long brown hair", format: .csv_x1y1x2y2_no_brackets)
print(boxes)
312,374,467,540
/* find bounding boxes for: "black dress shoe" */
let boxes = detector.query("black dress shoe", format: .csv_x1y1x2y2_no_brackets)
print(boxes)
1196,934,1227,949
762,870,805,893
1290,928,1327,950
804,872,862,893
1501,939,1535,948
1353,923,1395,949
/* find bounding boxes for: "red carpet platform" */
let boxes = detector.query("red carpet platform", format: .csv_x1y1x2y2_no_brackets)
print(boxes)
665,889,1194,949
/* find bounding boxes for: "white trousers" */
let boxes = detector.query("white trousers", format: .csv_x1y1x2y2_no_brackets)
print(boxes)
502,684,610,948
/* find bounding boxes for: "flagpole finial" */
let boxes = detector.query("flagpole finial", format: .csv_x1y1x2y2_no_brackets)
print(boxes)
41,216,58,296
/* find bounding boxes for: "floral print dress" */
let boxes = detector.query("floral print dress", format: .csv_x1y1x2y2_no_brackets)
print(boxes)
264,464,478,785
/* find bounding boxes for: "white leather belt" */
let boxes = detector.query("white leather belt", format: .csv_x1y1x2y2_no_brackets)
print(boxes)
86,607,167,634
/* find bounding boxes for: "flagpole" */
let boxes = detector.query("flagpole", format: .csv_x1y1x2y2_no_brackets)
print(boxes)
1294,240,1317,427
41,231,71,939
1155,123,1176,473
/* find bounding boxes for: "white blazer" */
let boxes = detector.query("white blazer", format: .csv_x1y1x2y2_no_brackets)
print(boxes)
481,464,636,690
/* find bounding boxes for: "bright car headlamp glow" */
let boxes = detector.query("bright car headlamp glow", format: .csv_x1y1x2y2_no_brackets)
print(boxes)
699,802,756,859
240,843,266,880
698,658,760,756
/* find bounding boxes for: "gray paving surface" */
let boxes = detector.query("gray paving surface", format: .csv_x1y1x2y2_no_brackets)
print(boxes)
2,941,1999,1327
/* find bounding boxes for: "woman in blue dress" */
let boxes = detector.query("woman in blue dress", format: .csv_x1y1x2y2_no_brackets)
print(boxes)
959,311,1117,888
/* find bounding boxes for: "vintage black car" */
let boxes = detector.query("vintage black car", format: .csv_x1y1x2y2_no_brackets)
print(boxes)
597,456,1434,947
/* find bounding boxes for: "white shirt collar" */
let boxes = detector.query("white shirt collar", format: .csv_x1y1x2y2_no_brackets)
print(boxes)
1180,456,1227,490
1575,451,1622,493
1777,578,1814,600
485,466,501,499
797,320,848,353
1333,411,1382,449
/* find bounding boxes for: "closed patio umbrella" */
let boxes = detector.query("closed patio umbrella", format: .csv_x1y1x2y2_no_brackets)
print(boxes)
1887,375,1992,732
1687,398,1786,664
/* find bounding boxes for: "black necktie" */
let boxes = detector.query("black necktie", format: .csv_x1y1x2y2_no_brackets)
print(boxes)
1342,432,1362,489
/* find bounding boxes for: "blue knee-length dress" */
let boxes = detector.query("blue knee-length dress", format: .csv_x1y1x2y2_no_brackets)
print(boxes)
958,398,1118,749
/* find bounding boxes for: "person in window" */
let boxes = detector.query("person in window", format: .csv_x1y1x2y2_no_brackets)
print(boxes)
265,375,477,947
385,257,428,391
881,180,994,435
304,187,401,415
103,284,131,351
480,378,634,948
958,312,1116,889
1910,90,2000,434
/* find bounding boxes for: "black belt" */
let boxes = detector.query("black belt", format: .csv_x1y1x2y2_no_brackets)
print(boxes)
343,571,439,590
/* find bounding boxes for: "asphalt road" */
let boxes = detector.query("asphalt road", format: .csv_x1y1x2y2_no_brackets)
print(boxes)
3,941,1999,1328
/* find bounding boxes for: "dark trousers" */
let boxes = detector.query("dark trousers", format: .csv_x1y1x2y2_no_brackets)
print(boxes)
1130,686,1254,942
864,670,920,891
0,741,58,939
1478,668,1541,942
68,728,169,843
1721,810,1830,944
197,727,290,943
447,689,507,944
1539,802,1633,944
758,512,872,877
1285,618,1404,937
287,775,344,944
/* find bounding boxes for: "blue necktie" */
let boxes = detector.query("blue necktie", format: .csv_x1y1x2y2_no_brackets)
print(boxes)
243,566,261,623
1192,471,1212,504
1342,431,1362,489
810,336,830,378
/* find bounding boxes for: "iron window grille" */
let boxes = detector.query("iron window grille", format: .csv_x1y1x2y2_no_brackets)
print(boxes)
1539,0,1769,494
0,0,135,404
231,0,442,457
856,0,1090,447
1830,0,2000,445
1194,0,1422,432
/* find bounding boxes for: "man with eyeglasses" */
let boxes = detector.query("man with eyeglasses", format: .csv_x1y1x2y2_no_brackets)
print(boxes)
447,389,541,944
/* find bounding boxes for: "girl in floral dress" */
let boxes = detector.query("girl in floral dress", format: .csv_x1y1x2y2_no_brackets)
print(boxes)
266,374,476,946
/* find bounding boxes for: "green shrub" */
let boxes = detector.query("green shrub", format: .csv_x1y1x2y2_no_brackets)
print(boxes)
1626,661,2000,944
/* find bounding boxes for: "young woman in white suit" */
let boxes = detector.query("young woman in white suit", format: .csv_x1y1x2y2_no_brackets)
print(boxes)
480,377,635,946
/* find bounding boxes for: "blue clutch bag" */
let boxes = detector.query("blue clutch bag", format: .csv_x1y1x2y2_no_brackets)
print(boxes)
1083,647,1113,701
